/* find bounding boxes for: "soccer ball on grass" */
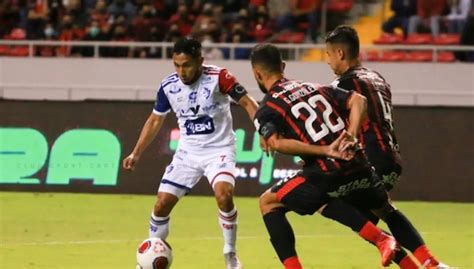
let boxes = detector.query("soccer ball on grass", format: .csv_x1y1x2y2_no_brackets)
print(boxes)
136,238,173,269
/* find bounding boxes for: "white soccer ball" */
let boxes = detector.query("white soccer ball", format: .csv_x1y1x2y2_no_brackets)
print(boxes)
136,238,173,269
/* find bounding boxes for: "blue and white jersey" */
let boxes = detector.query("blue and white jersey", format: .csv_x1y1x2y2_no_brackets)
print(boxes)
153,65,239,150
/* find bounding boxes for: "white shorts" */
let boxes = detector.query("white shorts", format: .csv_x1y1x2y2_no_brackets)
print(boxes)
158,146,236,198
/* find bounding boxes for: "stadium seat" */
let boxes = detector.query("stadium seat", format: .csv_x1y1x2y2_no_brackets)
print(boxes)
405,51,433,62
8,46,29,57
327,0,354,12
433,34,460,45
360,50,380,61
404,34,433,45
437,51,456,62
373,33,404,44
0,45,9,55
275,32,305,43
379,51,406,61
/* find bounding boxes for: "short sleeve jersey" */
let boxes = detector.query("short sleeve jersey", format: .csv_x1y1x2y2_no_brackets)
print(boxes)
153,65,245,150
254,78,358,174
331,66,401,168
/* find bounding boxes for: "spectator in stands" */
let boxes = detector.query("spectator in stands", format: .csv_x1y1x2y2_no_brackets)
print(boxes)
108,23,131,57
57,14,86,56
202,35,224,60
81,20,110,57
382,0,416,37
408,0,446,36
65,0,88,28
107,0,136,23
276,0,321,42
36,22,57,57
250,5,273,42
442,0,471,33
168,3,194,37
0,1,23,38
26,0,49,39
89,0,110,28
456,7,474,61
191,3,220,39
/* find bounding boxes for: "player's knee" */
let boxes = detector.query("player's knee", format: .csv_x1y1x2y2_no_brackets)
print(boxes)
153,193,178,216
372,201,396,220
214,182,234,211
259,191,277,215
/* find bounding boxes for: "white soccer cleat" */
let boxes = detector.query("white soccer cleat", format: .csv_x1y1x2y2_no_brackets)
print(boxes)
224,252,242,269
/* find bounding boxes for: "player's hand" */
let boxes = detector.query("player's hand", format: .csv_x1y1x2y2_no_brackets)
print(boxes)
123,153,139,171
338,131,358,153
328,131,356,160
260,136,275,157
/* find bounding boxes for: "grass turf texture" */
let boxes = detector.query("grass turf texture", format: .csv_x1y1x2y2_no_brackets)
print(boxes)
1,192,472,269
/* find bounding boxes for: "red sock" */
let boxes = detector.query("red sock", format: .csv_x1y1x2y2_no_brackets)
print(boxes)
413,245,438,266
283,256,303,269
358,221,382,243
398,255,419,269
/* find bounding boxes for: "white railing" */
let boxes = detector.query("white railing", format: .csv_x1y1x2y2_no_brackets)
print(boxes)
1,83,472,106
1,40,473,61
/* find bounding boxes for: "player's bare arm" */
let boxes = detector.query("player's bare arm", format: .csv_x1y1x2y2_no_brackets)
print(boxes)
123,113,166,171
237,94,259,120
346,92,367,138
264,131,354,160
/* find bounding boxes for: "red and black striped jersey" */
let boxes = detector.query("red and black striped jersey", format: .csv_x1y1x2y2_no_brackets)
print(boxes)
254,78,363,174
332,66,401,171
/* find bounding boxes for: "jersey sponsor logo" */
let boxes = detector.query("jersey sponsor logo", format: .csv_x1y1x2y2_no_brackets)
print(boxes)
179,103,220,116
184,115,215,135
190,105,200,115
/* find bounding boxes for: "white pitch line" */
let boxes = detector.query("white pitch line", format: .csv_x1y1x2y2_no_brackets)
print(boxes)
0,232,436,247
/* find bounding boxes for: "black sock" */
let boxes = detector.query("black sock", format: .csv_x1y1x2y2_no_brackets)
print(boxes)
262,209,297,262
385,210,425,252
393,247,409,264
321,199,367,232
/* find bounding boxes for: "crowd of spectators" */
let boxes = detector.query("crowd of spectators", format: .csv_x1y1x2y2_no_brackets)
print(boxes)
382,0,472,37
0,0,334,58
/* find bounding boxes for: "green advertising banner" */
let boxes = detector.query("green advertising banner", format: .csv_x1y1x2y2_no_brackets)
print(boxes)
1,100,473,201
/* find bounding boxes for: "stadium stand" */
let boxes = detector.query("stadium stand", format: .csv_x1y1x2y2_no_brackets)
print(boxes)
0,0,472,62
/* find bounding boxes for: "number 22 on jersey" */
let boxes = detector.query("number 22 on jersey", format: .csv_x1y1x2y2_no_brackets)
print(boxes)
291,95,344,142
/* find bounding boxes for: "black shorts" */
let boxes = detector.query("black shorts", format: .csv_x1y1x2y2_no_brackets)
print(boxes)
270,171,327,216
270,167,388,215
374,162,402,191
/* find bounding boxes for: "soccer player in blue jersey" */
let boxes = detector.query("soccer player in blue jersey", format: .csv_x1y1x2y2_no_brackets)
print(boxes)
123,38,258,269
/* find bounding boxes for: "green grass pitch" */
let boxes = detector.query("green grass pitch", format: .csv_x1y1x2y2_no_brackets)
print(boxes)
1,192,473,268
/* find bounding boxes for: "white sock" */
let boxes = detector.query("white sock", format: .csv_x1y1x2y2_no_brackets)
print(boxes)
149,212,170,239
218,207,238,254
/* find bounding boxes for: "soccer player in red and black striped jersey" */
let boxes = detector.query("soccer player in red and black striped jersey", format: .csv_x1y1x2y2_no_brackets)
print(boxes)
252,43,399,269
324,26,448,269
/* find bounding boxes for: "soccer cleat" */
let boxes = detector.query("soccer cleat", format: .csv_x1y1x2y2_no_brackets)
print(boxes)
224,252,242,269
375,233,398,267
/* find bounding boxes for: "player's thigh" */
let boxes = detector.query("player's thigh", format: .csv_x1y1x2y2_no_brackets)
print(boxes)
203,147,237,189
270,172,327,216
158,156,204,199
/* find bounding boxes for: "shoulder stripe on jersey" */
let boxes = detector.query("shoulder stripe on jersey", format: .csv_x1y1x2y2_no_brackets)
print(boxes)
164,73,178,81
162,78,179,89
266,100,309,143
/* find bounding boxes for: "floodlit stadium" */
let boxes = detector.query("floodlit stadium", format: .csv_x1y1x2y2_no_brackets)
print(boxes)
1,0,473,268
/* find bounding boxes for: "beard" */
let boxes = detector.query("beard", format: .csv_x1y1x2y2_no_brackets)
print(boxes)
257,80,267,94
